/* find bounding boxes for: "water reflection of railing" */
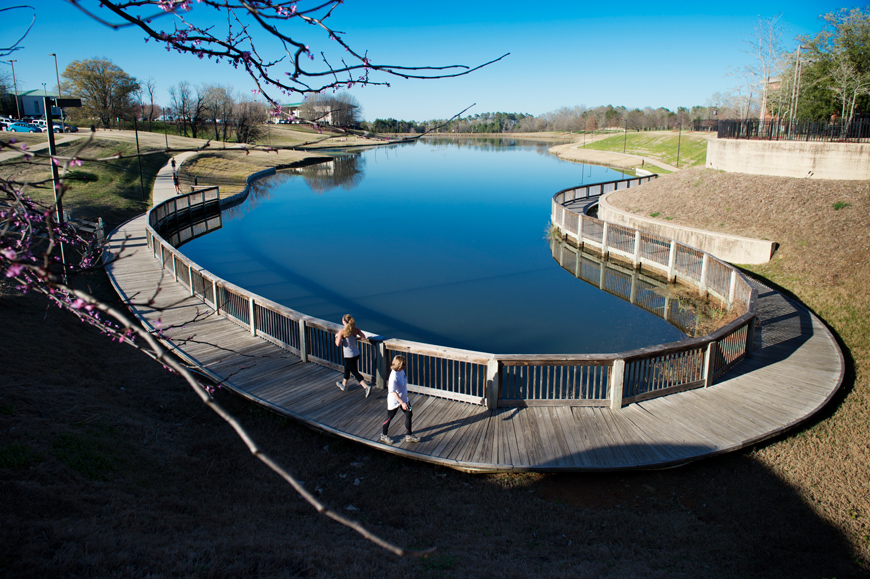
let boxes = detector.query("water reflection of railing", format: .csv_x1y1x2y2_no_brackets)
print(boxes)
550,237,698,336
148,186,222,247
145,174,756,411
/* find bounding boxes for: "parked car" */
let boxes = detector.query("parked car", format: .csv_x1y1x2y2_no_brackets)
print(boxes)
7,122,41,133
60,123,79,133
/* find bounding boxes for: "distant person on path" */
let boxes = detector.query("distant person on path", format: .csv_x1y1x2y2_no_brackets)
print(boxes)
334,314,372,397
172,172,180,194
380,355,419,445
171,157,176,173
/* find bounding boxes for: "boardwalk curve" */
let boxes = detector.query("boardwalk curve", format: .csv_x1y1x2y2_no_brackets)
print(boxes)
105,158,845,472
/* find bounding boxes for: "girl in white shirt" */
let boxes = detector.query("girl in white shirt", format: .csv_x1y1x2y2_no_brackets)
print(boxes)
380,355,420,445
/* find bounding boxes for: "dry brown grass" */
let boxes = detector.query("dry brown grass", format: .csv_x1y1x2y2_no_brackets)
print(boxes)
609,166,870,571
2,163,870,577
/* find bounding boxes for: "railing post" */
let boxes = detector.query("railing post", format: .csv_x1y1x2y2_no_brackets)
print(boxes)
171,252,177,282
699,253,709,295
485,358,500,409
577,214,583,246
299,318,309,362
727,270,737,310
667,240,677,282
633,230,641,269
375,341,387,389
609,359,625,410
746,317,757,357
212,280,219,313
188,265,194,297
248,296,256,336
601,222,609,258
703,341,716,387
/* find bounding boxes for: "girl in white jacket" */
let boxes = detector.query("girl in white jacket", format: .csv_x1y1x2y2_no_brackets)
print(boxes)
380,355,420,445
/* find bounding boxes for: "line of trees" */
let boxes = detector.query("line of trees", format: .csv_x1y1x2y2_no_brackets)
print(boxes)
54,57,270,143
363,105,710,134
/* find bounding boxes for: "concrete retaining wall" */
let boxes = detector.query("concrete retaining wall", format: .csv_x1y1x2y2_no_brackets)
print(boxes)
706,139,870,180
598,192,776,265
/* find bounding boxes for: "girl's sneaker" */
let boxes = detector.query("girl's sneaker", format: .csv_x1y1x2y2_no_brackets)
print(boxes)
403,434,420,443
379,434,394,445
336,381,346,392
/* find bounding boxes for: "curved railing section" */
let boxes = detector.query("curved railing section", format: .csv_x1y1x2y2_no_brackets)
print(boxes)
144,174,756,412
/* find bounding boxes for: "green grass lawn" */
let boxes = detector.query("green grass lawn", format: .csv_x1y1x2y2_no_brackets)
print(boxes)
0,138,168,229
582,131,709,167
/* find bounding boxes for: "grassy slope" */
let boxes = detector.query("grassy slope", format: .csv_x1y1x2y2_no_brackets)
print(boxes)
582,131,710,168
0,137,168,229
608,167,870,570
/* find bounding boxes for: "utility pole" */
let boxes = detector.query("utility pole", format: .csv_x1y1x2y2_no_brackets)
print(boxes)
8,60,21,118
676,123,682,168
623,118,627,153
44,96,67,283
49,53,64,121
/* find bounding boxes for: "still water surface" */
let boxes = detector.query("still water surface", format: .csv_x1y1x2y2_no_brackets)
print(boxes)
180,138,686,354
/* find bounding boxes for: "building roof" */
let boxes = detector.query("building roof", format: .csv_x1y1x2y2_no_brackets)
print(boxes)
8,89,60,97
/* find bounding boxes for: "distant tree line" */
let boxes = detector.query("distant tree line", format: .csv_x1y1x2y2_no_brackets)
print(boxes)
362,105,710,134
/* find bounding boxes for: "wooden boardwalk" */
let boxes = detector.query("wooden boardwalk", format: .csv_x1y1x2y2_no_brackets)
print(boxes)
106,178,844,471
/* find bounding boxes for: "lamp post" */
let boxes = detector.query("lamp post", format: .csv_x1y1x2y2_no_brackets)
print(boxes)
41,83,47,118
8,60,21,118
676,122,682,169
49,53,63,121
623,117,627,153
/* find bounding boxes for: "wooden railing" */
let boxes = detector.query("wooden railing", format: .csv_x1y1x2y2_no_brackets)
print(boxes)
144,175,756,411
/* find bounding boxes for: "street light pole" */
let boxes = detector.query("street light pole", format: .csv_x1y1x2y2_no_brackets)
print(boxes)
49,53,63,121
623,118,627,153
8,60,21,118
676,122,682,169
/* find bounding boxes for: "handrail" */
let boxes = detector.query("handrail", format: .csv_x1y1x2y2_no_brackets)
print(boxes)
145,173,756,411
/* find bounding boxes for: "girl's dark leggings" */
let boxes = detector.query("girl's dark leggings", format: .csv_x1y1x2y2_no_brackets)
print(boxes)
343,355,364,382
382,406,412,435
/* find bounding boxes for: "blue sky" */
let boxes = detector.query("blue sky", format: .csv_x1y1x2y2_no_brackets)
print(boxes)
1,0,848,121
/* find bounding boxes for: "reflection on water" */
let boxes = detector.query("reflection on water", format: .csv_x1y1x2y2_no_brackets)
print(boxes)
298,154,365,194
421,135,559,155
550,237,697,336
180,139,687,354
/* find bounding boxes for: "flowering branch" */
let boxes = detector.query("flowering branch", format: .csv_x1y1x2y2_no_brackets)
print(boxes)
65,0,509,105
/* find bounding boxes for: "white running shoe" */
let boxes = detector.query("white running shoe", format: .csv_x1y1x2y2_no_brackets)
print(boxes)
336,381,346,392
379,434,394,445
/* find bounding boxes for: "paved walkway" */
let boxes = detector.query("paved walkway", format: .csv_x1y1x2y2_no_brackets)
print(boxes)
103,159,846,472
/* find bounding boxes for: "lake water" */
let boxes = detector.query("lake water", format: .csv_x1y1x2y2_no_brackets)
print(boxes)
179,137,686,354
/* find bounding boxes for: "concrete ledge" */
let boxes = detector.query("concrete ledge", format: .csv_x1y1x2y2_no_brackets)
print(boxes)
598,192,776,265
706,139,870,180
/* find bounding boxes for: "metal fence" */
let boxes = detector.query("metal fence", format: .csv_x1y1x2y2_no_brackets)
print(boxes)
718,116,870,143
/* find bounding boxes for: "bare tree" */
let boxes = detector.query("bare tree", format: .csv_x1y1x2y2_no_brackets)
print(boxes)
827,52,870,131
233,96,268,144
169,81,191,136
202,84,235,142
144,76,157,130
744,14,788,123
